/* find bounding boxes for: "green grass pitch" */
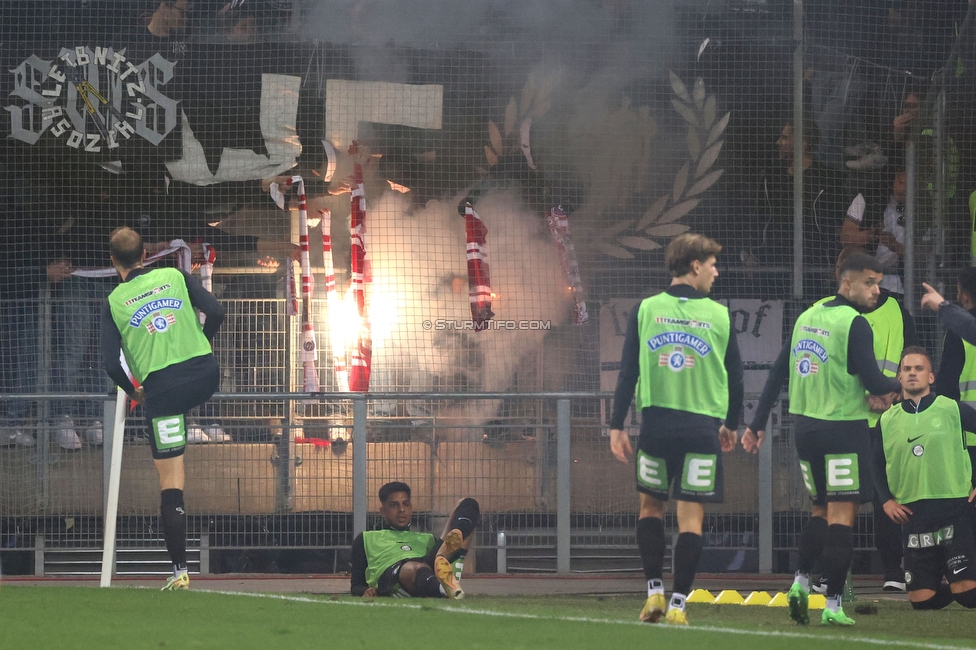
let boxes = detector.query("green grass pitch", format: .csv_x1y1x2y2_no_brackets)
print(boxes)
1,587,975,649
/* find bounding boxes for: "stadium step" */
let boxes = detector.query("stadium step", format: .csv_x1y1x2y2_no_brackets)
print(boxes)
496,529,660,574
42,538,202,577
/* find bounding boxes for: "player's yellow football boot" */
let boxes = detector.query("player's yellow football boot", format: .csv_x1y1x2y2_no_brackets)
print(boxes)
438,528,464,557
638,593,666,623
665,608,689,625
434,555,463,599
161,573,189,591
821,607,855,626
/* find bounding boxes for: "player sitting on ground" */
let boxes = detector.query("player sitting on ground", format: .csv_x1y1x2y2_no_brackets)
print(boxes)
350,481,480,599
873,347,976,610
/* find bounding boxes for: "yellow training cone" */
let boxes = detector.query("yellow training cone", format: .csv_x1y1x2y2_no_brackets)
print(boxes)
743,591,772,606
808,594,826,610
767,592,789,607
713,590,745,604
687,589,715,603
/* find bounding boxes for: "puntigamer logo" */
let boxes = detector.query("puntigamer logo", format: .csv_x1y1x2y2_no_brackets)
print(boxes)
647,331,712,357
129,298,183,328
793,339,828,377
7,46,177,151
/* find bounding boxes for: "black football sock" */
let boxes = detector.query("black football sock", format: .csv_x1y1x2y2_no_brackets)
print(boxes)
911,585,954,610
797,516,827,576
411,565,442,597
447,498,481,538
672,532,704,597
160,488,187,572
636,516,666,582
954,588,976,609
822,524,853,599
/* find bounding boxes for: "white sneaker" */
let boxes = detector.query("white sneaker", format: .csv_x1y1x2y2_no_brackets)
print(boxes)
56,417,82,450
1,429,35,447
204,424,231,443
186,426,210,444
85,421,104,446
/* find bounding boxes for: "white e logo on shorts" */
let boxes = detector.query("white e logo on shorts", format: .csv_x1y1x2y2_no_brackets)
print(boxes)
637,451,666,489
825,454,860,492
157,417,185,445
799,460,817,497
687,458,714,487
681,453,717,492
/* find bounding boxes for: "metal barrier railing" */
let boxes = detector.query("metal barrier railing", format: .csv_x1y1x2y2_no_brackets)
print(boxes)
0,390,785,575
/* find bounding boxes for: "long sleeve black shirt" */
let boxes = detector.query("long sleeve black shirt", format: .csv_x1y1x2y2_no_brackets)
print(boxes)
609,285,744,432
100,267,225,397
749,294,902,431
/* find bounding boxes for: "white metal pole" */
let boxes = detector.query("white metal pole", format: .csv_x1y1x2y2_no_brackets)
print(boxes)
100,388,127,587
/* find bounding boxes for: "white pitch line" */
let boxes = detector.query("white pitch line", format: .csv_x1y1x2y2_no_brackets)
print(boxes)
200,590,975,650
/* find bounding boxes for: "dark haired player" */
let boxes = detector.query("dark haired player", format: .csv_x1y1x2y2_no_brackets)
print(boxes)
743,252,901,625
350,481,480,599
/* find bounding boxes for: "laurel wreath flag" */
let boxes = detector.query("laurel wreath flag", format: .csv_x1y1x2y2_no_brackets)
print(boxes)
595,72,729,259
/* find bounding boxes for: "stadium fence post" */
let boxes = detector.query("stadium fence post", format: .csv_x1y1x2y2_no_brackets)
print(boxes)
496,531,507,574
758,413,773,573
556,398,571,574
352,396,367,537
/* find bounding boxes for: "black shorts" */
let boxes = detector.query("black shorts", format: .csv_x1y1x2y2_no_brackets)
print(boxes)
377,547,441,597
794,424,873,506
635,429,724,503
143,361,219,460
904,507,976,592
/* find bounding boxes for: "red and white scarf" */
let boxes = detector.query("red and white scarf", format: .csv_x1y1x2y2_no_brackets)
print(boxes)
545,205,588,324
319,207,348,391
348,152,372,391
271,175,321,392
464,201,493,329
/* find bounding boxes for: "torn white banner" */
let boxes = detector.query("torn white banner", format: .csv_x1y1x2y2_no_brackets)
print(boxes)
166,73,302,185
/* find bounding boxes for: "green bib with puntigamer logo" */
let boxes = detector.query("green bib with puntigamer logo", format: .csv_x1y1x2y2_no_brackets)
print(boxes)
635,292,730,419
363,529,438,587
813,295,904,426
788,303,868,421
107,267,211,384
879,395,974,503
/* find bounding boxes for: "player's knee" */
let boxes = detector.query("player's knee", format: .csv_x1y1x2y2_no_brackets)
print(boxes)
450,497,481,538
910,586,954,610
953,587,976,609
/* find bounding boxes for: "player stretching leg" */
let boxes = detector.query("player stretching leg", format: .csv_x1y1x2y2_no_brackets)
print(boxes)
101,227,225,590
